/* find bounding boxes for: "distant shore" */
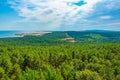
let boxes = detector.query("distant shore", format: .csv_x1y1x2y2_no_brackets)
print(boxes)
15,32,51,37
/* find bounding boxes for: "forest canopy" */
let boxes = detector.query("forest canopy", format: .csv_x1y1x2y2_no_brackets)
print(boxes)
0,44,120,80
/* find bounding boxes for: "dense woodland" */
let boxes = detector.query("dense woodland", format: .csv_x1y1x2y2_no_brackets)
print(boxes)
0,31,120,80
0,44,120,80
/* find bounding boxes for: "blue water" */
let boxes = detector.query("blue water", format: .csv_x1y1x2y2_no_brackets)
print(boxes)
0,31,24,38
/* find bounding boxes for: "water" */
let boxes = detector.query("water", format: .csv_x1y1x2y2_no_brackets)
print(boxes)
0,31,24,38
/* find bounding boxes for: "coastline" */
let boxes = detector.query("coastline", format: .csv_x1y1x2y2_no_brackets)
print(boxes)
15,32,51,37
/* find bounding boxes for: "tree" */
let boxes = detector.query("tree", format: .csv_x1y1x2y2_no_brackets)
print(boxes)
75,69,102,80
0,67,5,79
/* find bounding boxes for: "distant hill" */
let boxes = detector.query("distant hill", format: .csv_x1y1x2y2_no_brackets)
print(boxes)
0,30,120,46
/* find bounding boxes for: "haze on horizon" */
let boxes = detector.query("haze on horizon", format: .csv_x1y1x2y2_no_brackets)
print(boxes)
0,0,120,31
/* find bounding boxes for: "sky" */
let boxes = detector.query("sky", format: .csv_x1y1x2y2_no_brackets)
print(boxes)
0,0,120,31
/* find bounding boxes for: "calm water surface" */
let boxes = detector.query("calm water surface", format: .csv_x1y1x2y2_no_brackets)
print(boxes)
0,31,24,38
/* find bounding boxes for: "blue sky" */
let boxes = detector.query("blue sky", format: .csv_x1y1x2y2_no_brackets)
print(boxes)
0,0,120,31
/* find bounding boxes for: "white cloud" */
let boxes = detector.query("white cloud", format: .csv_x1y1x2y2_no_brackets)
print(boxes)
108,22,120,26
105,0,120,10
8,0,120,30
8,0,102,29
99,15,112,19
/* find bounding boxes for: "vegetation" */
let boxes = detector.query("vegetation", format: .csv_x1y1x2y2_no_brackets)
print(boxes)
0,30,120,46
0,44,120,80
0,30,120,80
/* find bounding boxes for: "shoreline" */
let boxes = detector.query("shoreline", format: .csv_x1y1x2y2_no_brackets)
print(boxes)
15,32,51,37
